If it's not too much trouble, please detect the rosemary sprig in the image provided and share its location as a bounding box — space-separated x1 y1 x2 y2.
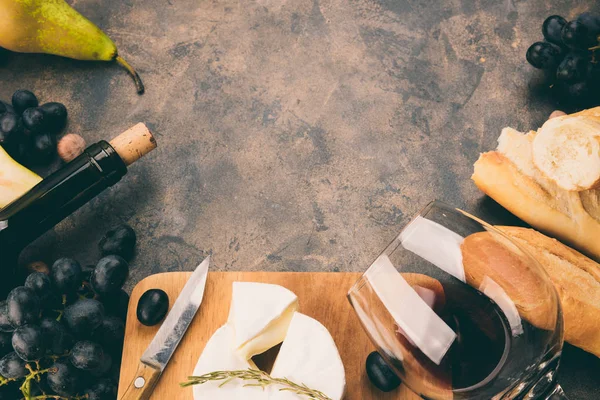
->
181 369 333 400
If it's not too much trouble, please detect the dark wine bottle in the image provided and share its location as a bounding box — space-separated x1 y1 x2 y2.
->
0 124 155 297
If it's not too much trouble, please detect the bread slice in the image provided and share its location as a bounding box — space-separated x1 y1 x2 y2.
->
472 119 600 261
497 226 600 357
532 114 600 191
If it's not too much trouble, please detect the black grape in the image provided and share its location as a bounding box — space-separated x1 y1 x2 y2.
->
7 286 40 327
0 352 27 379
556 52 588 82
64 299 105 335
11 90 38 115
0 302 14 333
12 324 46 361
51 257 83 294
39 102 68 134
91 316 125 353
565 80 590 99
137 289 169 326
365 351 401 392
542 15 567 45
85 378 118 400
577 12 600 42
47 361 81 397
91 255 129 295
70 341 105 370
90 353 112 378
99 224 137 260
101 289 129 321
40 317 73 356
0 333 11 358
526 41 563 70
21 107 46 134
562 19 596 49
24 272 53 303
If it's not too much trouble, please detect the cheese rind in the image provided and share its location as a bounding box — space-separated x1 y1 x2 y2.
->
228 282 299 359
269 312 346 400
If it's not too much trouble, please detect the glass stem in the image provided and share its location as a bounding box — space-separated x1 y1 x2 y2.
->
544 384 569 399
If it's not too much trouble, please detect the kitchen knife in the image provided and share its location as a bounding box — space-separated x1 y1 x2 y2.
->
119 256 210 400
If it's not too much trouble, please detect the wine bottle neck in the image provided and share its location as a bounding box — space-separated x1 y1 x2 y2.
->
0 141 127 251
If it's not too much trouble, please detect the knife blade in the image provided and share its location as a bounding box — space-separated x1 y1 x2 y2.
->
119 256 210 400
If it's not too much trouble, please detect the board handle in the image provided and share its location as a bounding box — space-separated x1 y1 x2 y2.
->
119 362 161 400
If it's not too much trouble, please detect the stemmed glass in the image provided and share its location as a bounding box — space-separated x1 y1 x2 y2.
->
348 201 567 399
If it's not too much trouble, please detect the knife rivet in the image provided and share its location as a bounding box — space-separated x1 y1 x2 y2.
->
135 377 146 388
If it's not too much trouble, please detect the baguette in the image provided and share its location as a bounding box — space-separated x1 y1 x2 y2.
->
472 108 600 260
497 226 600 357
532 114 600 191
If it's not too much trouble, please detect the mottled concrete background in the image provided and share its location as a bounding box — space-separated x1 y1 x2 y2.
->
1 0 600 395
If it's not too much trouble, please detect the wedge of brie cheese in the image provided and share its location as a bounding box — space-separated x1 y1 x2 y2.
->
228 282 299 359
192 324 266 399
269 312 346 400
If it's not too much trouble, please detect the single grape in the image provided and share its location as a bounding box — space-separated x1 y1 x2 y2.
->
542 15 567 45
85 378 118 400
577 12 600 42
90 353 112 377
0 352 27 379
91 255 129 295
30 132 57 165
47 361 81 397
365 351 401 392
0 333 11 358
137 289 169 326
21 107 46 133
64 298 105 335
51 257 83 294
0 302 14 333
91 316 125 353
556 52 588 82
0 113 23 148
99 224 137 260
70 341 105 370
561 19 595 49
11 90 38 115
7 286 40 327
101 289 129 321
565 80 590 99
12 324 46 361
24 272 53 303
40 102 68 134
526 41 563 70
40 317 73 356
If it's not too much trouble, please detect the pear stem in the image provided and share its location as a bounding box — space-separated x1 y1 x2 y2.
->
116 55 145 94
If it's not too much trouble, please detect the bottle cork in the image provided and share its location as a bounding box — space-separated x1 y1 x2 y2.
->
109 123 157 166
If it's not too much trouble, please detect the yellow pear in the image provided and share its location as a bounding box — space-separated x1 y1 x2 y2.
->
0 146 42 208
0 0 144 93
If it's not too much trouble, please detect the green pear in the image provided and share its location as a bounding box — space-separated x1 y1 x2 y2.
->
0 146 42 208
0 0 144 93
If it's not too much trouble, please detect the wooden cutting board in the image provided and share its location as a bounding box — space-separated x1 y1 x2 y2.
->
118 272 418 399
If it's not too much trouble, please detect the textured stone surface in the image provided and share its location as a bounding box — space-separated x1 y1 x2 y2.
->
1 0 600 395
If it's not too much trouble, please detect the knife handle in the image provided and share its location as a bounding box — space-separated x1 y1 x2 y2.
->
119 362 161 400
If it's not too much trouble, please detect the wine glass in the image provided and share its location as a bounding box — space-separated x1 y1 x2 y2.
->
348 201 567 399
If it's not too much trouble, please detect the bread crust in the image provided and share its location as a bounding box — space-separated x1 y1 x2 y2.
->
497 226 600 357
472 151 600 261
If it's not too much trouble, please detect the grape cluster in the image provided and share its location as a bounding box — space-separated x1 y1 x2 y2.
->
0 90 68 167
526 13 600 104
0 224 136 399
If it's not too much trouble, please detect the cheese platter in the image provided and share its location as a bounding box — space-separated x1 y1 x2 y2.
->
118 271 421 399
